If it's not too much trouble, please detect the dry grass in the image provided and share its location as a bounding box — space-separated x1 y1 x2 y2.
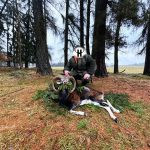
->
108 66 144 74
52 66 144 74
0 68 150 150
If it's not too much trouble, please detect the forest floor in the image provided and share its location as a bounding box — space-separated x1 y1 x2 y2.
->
0 68 150 150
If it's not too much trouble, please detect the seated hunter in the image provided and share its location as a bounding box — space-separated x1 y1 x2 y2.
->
64 46 96 85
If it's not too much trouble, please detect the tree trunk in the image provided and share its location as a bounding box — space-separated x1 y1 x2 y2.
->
12 0 16 67
25 0 31 68
32 0 52 75
64 0 69 66
86 0 91 55
16 0 22 69
114 19 121 74
6 21 10 67
143 15 150 75
80 0 84 47
92 0 108 77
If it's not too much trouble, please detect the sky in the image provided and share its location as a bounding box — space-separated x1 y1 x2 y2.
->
47 1 146 66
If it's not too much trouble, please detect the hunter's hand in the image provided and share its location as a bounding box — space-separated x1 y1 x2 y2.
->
64 70 70 76
83 73 90 79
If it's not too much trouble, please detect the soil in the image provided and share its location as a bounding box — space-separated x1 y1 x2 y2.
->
92 75 150 103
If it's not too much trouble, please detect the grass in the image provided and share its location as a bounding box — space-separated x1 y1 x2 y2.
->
8 70 28 78
77 119 88 130
32 89 149 149
33 89 68 116
2 99 19 110
59 134 78 150
85 128 98 140
52 66 145 74
105 93 145 115
0 68 150 150
107 66 144 74
0 131 26 150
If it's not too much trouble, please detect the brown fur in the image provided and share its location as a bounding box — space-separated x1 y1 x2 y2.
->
67 88 104 106
67 90 81 105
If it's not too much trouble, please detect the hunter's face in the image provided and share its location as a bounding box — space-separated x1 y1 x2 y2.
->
73 47 86 58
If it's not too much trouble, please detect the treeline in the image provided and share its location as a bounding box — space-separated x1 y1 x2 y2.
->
0 0 150 76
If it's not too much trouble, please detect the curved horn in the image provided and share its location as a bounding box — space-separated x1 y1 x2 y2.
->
52 76 62 92
68 76 76 93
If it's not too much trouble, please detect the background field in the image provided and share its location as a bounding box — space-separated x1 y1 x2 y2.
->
52 66 144 74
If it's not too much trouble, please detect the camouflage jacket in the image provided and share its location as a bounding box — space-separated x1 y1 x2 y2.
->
64 55 96 76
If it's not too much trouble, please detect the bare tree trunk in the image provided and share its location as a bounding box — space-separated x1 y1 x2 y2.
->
114 19 121 74
86 0 91 55
16 0 22 69
6 20 10 67
64 0 69 66
143 15 150 75
25 0 31 68
12 0 16 67
32 0 52 75
92 0 108 77
80 0 84 47
43 0 48 47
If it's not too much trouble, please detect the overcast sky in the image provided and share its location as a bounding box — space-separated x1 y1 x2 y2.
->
47 1 146 66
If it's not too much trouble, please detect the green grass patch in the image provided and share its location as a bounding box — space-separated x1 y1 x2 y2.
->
129 102 145 116
105 93 130 112
33 90 67 116
77 119 88 130
105 93 145 115
33 90 58 101
80 104 102 112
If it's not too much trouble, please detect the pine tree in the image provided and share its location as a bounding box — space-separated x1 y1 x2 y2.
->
92 0 108 77
32 0 52 75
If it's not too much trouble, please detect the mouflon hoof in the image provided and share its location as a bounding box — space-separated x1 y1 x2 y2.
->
114 118 118 123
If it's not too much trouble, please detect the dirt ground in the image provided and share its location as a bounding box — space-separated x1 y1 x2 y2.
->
92 75 150 103
0 68 150 150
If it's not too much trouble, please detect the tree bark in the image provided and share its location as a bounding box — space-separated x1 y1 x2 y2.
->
12 0 16 67
64 0 69 66
114 19 121 74
25 0 31 68
92 0 108 77
143 15 150 75
86 0 91 55
16 0 23 69
80 0 84 47
32 0 52 75
6 20 11 67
